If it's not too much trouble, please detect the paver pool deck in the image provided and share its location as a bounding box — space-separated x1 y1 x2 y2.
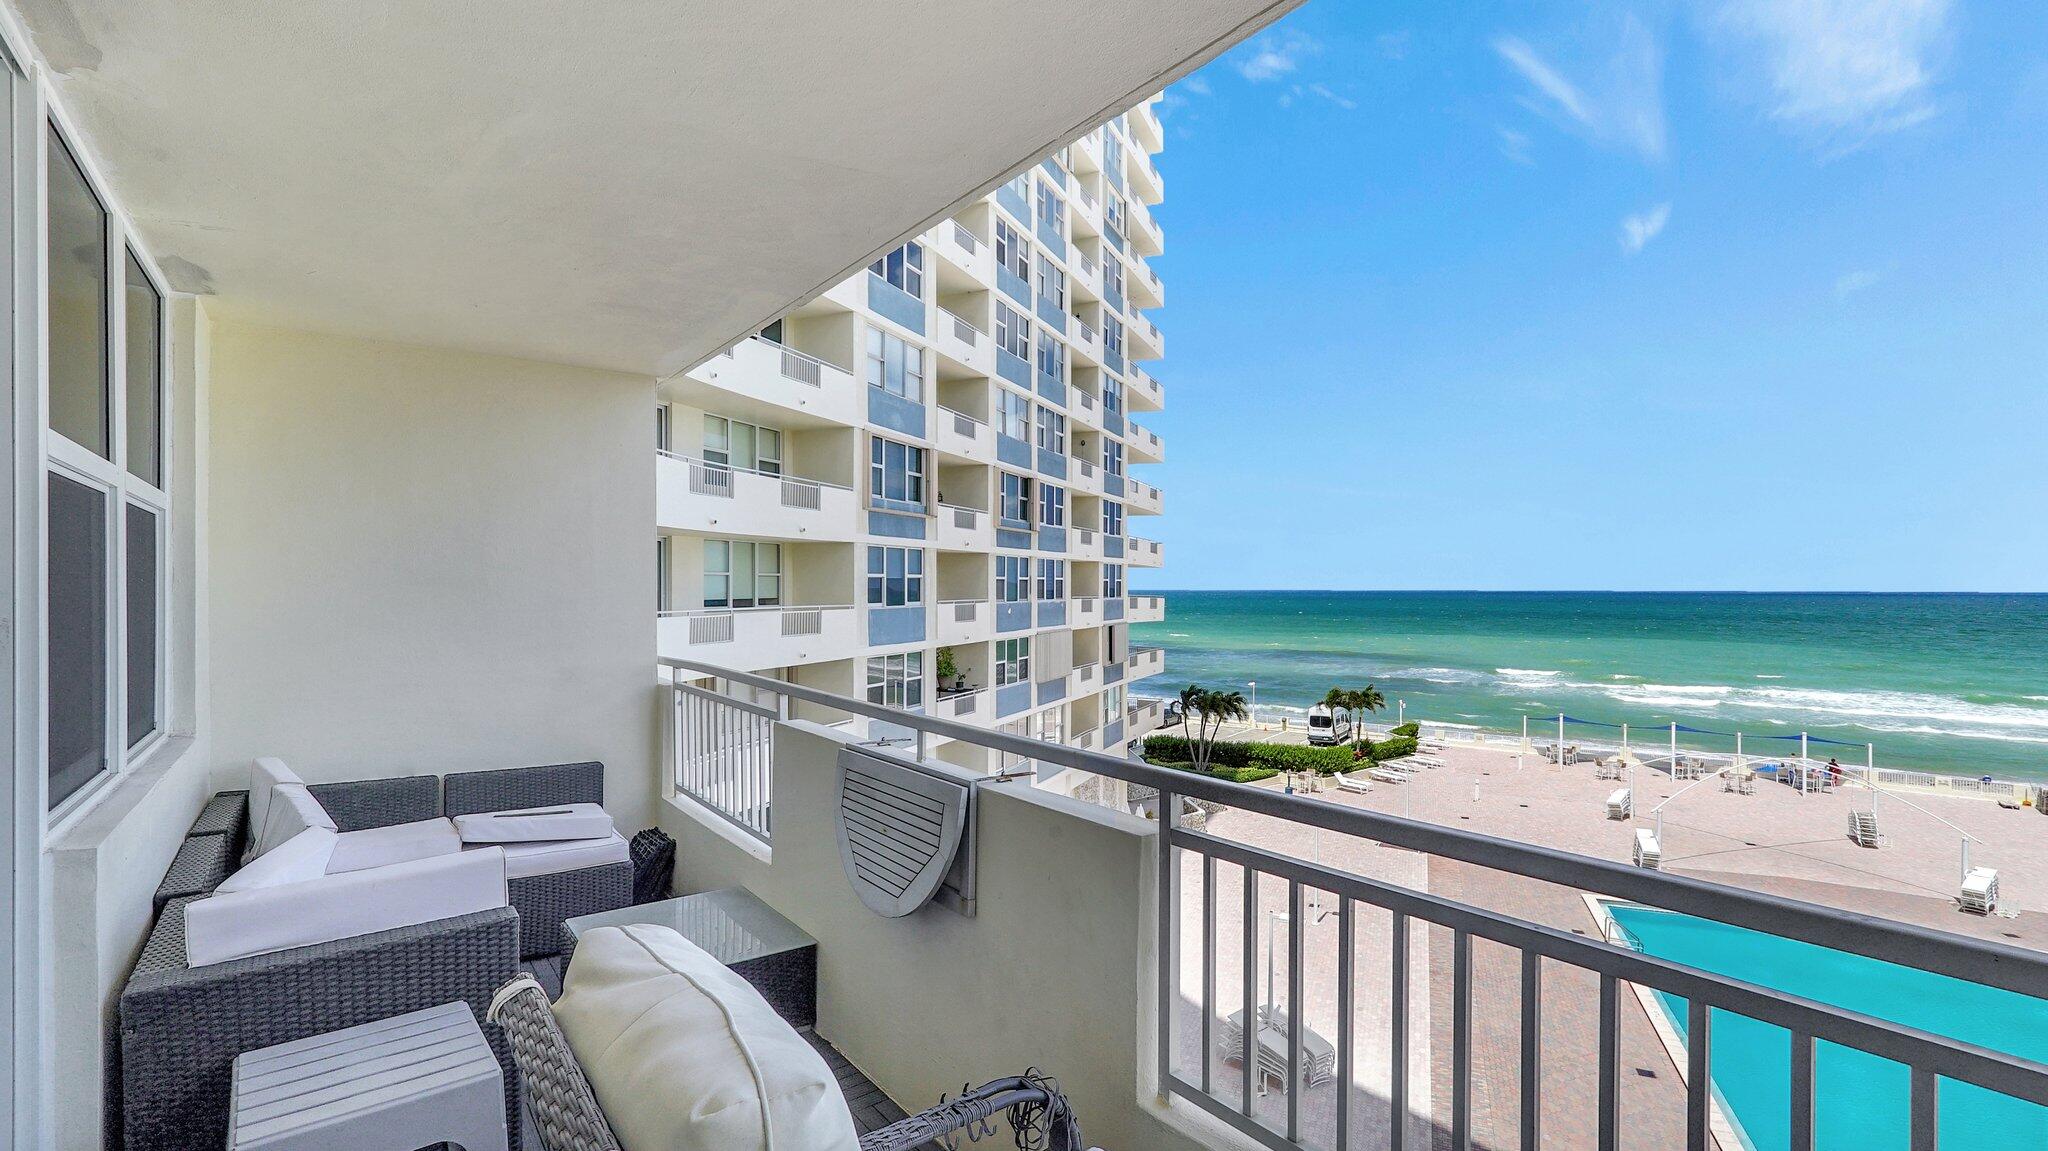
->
1175 737 2048 1150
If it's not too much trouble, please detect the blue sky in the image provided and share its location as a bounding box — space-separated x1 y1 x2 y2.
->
1140 0 2048 592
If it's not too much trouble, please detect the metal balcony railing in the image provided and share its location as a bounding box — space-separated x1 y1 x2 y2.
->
939 407 984 442
941 308 982 346
951 220 982 255
663 656 2048 1151
659 450 848 506
769 339 831 387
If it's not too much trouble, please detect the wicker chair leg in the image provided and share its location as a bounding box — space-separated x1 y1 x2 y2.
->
855 1073 1084 1151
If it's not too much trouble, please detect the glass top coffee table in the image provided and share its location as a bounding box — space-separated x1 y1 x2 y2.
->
563 887 818 1026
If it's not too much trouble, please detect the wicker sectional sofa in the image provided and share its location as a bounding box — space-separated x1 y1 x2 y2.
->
115 760 635 1151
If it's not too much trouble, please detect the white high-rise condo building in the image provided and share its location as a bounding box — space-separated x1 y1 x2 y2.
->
656 100 1172 798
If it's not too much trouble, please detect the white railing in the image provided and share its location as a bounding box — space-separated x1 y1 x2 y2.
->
942 308 982 345
662 604 852 647
668 678 775 842
779 478 822 510
661 450 851 500
776 343 828 387
945 598 983 623
1075 318 1098 344
951 221 982 254
1077 185 1100 214
940 407 983 440
947 688 985 717
942 504 982 530
1078 249 1101 279
667 610 734 645
780 608 823 636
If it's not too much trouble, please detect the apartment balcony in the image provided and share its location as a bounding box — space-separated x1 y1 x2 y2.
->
671 335 861 429
1072 245 1105 301
1069 661 1103 698
1129 312 1166 361
1132 97 1166 152
1070 314 1104 366
1071 181 1104 237
1126 478 1164 515
1071 526 1105 561
936 686 991 725
657 451 859 542
931 219 996 289
934 307 995 380
1126 420 1165 464
1127 195 1165 258
658 605 857 671
1126 695 1166 738
1070 456 1105 497
1127 535 1164 567
1127 594 1166 624
1127 365 1166 412
937 598 994 647
1126 644 1165 680
1128 253 1165 309
1072 128 1104 174
1071 594 1102 628
1126 143 1164 205
1070 385 1104 431
936 404 995 465
934 502 995 552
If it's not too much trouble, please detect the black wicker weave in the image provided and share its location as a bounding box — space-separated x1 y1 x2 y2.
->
308 773 444 831
444 761 606 816
119 904 521 1151
151 832 236 913
186 790 249 851
510 864 634 960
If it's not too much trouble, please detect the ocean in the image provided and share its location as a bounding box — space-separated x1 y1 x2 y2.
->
1128 591 2048 781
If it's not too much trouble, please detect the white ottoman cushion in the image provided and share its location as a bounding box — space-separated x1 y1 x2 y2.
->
245 757 306 862
215 826 338 893
186 847 509 967
247 782 336 862
479 831 631 880
453 802 614 844
553 923 858 1151
327 818 462 875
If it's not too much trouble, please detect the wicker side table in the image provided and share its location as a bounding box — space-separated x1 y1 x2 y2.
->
564 887 818 1027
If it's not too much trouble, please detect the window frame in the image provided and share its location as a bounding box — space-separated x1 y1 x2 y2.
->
1036 558 1066 602
865 651 925 709
868 241 925 298
996 386 1031 442
994 218 1030 281
994 299 1031 361
865 545 925 608
1037 483 1066 528
1035 253 1066 311
868 435 928 513
998 471 1032 527
995 637 1031 687
863 326 925 404
1035 405 1066 455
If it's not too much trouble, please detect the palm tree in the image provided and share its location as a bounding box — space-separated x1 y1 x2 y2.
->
1177 684 1203 745
1331 685 1386 758
1189 689 1249 773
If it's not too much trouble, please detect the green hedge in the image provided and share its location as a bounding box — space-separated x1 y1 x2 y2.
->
1370 735 1419 761
1389 721 1421 739
1143 735 1357 776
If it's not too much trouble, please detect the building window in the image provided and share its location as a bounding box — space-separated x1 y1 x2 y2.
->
48 473 108 808
864 327 925 403
1034 178 1065 237
1104 315 1124 360
866 546 925 608
995 637 1031 687
866 651 925 709
995 299 1031 361
1035 329 1065 383
1103 254 1124 304
655 405 671 453
125 252 163 486
995 555 1030 603
999 472 1032 526
1035 406 1066 455
1105 440 1125 477
1103 374 1123 416
1104 134 1124 189
1036 558 1067 602
869 242 924 298
703 415 782 474
1035 254 1066 311
1103 684 1126 726
703 540 781 609
656 538 671 612
869 436 927 511
1104 500 1125 538
995 218 1030 282
1104 562 1126 598
1038 484 1066 528
997 387 1031 442
49 126 110 460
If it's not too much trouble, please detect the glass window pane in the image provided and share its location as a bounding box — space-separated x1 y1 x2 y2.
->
126 503 158 747
49 127 110 458
125 253 163 486
49 472 107 807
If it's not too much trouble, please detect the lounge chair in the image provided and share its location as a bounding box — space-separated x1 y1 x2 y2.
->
1336 772 1373 794
1605 788 1632 820
1961 868 2000 915
1633 828 1662 870
1368 768 1408 784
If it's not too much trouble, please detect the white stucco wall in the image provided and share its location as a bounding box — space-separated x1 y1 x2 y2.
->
204 317 660 830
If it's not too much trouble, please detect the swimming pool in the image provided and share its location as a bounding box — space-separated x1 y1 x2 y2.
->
1608 904 2048 1151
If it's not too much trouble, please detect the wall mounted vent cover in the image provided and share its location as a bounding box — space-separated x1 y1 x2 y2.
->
835 745 980 918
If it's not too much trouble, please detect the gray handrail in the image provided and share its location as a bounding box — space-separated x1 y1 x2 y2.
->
660 655 2048 1001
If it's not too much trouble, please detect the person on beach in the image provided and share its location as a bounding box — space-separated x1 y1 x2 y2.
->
1826 758 1843 788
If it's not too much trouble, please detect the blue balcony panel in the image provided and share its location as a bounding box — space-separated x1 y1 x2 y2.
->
996 432 1033 470
1104 662 1125 684
1103 720 1124 747
1036 372 1067 408
1036 600 1067 629
1105 348 1125 376
867 604 926 647
866 275 926 335
996 601 1033 633
1104 287 1125 317
995 681 1034 718
1103 409 1124 436
1039 157 1065 187
1103 473 1125 498
1034 297 1067 335
1037 526 1066 553
997 348 1032 388
1036 678 1068 706
867 387 926 438
996 181 1030 225
867 510 927 539
1104 535 1125 559
1036 447 1068 481
1034 218 1067 259
997 265 1032 308
1103 598 1125 620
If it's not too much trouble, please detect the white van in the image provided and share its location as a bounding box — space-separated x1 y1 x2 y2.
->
1307 704 1352 746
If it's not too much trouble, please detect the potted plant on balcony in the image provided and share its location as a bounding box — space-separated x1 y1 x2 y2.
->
937 646 964 694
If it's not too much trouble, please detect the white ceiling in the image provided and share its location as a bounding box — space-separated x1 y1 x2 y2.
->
14 0 1296 378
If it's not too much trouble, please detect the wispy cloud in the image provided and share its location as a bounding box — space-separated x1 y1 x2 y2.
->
1180 75 1211 97
1710 0 1951 153
1375 31 1412 61
1620 203 1672 255
1235 28 1321 83
1493 16 1667 162
1309 83 1358 111
1834 268 1883 298
1497 127 1535 166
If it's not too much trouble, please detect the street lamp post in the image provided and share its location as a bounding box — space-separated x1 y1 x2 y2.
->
1248 681 1257 726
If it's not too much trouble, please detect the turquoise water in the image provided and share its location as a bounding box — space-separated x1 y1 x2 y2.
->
1129 591 2048 780
1611 904 2048 1151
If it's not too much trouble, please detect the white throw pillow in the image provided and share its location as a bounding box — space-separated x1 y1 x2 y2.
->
215 826 338 893
553 924 859 1151
327 818 462 874
247 782 336 861
452 802 614 844
244 757 305 863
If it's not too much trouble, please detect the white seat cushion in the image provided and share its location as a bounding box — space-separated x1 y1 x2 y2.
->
479 831 630 881
247 782 336 862
245 757 306 862
453 802 614 844
327 818 462 875
215 827 338 893
185 848 509 967
553 924 858 1151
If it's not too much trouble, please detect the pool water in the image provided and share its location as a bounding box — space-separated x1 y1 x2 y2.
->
1608 905 2048 1151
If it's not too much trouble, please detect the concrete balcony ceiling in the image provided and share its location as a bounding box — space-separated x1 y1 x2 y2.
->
21 0 1296 376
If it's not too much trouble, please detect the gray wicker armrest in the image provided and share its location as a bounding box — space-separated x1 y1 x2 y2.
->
445 760 605 816
307 773 445 830
489 975 622 1151
118 904 521 1151
857 1073 1085 1151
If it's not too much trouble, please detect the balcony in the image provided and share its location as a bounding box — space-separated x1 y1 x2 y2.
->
935 404 995 465
934 502 994 553
1129 312 1166 361
1072 594 1102 627
938 686 991 725
1070 384 1103 430
657 451 858 542
1127 644 1165 679
658 605 857 671
934 307 995 380
1127 194 1165 257
1071 525 1104 560
931 219 995 288
1126 142 1164 204
1126 420 1165 463
1128 594 1166 623
1071 456 1105 496
658 659 2048 1151
1127 535 1164 567
1127 478 1164 515
672 336 861 428
938 598 993 646
1072 245 1104 300
1129 253 1165 308
1070 315 1103 366
1071 181 1103 236
1132 97 1166 152
1127 365 1166 412
1069 661 1102 698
